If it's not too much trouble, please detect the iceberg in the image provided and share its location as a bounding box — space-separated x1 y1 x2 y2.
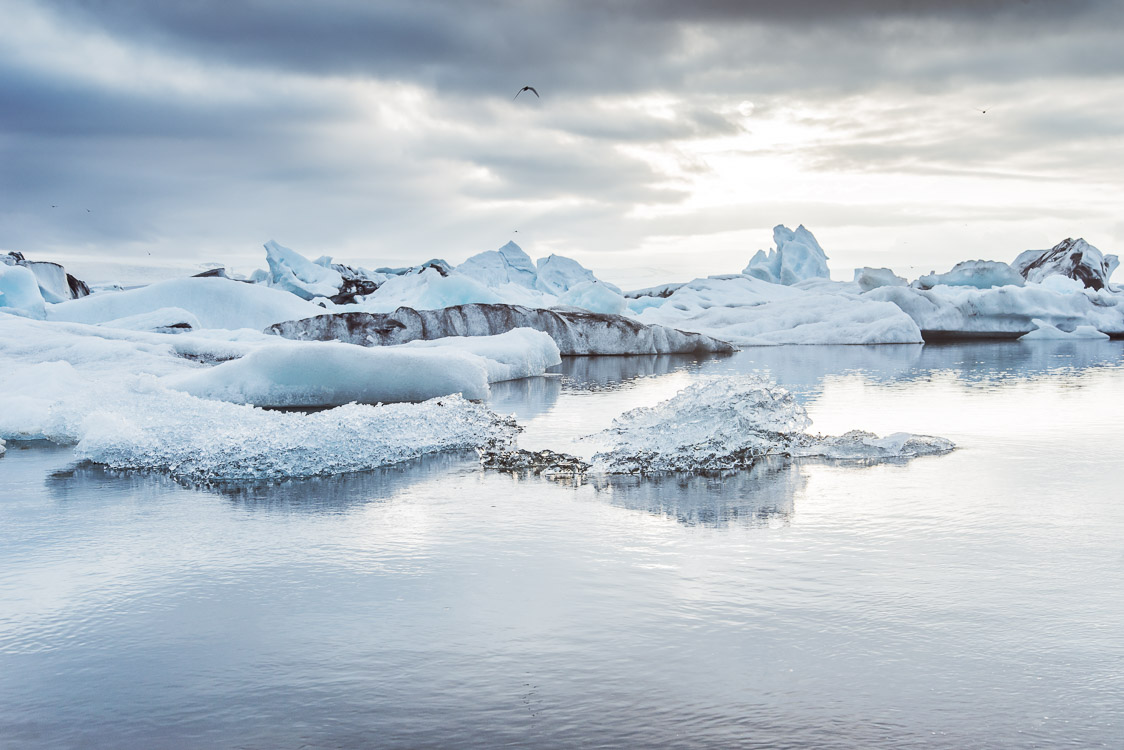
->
743 225 831 286
357 268 507 312
853 267 908 293
633 275 923 346
1013 238 1118 291
535 253 620 296
97 307 201 333
555 280 628 315
0 264 47 318
453 240 539 289
867 283 1124 339
267 303 737 355
913 260 1025 290
586 376 953 474
48 276 328 330
261 240 345 300
2 251 90 303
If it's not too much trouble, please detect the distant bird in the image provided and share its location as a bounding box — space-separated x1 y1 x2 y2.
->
514 86 539 100
51 205 57 208
86 208 91 212
975 107 989 114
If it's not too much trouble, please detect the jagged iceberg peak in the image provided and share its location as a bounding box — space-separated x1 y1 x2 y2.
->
262 240 344 300
743 224 831 286
913 260 1025 290
1 250 90 308
453 240 539 289
1013 238 1119 291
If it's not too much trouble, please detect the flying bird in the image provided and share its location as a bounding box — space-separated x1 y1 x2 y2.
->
514 86 539 100
975 107 989 114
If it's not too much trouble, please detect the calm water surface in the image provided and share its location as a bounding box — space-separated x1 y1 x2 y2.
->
2 342 1123 749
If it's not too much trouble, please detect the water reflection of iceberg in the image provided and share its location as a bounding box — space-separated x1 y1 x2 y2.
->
558 353 718 391
488 375 562 421
590 458 802 528
703 340 1124 390
49 452 478 513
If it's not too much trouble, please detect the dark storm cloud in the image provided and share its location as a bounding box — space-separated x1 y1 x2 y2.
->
41 0 1124 97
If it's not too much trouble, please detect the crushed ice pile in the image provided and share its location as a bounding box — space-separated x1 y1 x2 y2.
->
587 376 953 474
77 391 517 481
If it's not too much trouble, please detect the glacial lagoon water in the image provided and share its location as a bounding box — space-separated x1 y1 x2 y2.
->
2 341 1123 749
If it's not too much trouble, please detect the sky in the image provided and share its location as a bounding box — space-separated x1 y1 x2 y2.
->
2 0 1123 287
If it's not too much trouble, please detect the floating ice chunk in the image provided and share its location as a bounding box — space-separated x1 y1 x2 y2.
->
634 275 922 346
454 241 539 289
0 264 47 318
854 267 908 293
867 283 1124 339
1018 319 1110 340
1038 275 1086 295
48 277 327 330
913 260 1024 290
76 391 516 481
792 430 955 461
743 225 831 285
588 376 953 474
399 329 561 382
590 377 812 473
1013 237 1118 291
556 280 628 315
163 339 497 406
262 240 345 300
98 307 201 333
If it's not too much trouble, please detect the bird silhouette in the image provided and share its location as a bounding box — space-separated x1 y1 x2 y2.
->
975 107 989 114
514 86 539 100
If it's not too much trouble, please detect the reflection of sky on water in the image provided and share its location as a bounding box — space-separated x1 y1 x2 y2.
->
3 342 1124 749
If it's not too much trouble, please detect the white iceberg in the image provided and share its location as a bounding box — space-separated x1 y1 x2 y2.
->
1013 237 1118 291
743 225 831 286
2 251 90 303
535 254 620 296
633 274 923 346
453 240 540 289
555 280 628 315
356 268 506 312
0 264 47 319
261 240 345 300
913 260 1025 290
867 282 1124 339
853 267 908 293
47 276 328 330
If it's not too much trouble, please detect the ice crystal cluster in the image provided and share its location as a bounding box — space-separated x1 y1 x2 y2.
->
591 376 812 473
76 391 517 481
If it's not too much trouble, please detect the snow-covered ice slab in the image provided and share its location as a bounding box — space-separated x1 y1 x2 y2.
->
48 276 329 330
632 275 923 346
166 330 561 407
587 376 952 474
914 260 1025 290
2 251 90 304
867 282 1124 339
267 304 736 355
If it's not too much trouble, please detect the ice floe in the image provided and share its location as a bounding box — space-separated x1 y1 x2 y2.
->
584 376 953 474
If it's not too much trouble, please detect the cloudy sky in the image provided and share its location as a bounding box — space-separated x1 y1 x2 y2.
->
2 0 1122 286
